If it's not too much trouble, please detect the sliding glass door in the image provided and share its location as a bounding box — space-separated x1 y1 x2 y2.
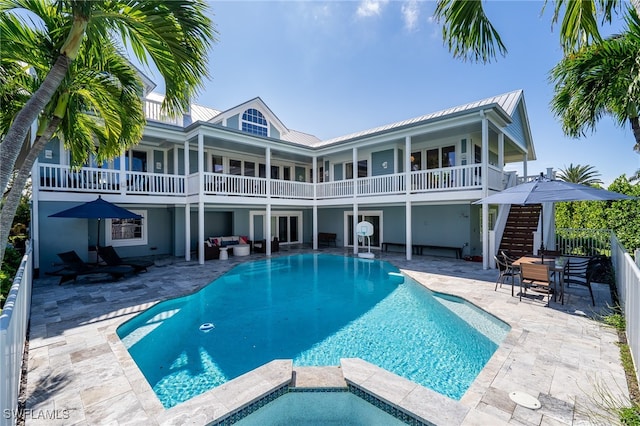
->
344 211 382 248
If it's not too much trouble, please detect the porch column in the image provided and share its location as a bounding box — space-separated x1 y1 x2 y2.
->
197 132 205 265
405 136 412 260
184 139 190 261
266 147 272 256
313 156 318 250
498 132 504 184
118 151 126 195
185 203 191 261
481 112 490 270
523 153 528 180
352 147 358 255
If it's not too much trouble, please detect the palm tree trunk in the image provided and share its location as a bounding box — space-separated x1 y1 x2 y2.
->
0 54 72 194
630 116 640 152
0 118 61 271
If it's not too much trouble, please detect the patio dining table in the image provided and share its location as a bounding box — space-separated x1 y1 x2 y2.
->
512 255 569 304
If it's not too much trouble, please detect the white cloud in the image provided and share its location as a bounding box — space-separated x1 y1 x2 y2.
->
356 0 389 18
401 0 419 31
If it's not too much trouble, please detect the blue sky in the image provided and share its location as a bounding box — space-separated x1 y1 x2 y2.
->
144 1 640 186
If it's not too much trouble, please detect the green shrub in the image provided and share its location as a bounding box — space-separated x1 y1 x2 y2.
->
1 246 23 309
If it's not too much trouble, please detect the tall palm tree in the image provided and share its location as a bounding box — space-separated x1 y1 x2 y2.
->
550 12 640 152
0 0 215 194
434 0 631 63
0 9 148 266
556 164 603 186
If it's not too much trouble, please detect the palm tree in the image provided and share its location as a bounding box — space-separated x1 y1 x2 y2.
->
433 0 634 63
0 0 215 195
550 13 640 152
556 164 603 186
0 29 147 265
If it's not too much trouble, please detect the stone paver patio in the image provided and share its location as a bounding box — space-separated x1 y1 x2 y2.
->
23 248 630 425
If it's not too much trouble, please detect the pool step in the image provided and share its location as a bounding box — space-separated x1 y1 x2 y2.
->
291 366 347 389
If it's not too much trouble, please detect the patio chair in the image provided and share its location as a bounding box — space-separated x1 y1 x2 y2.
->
563 255 604 306
47 250 134 285
494 254 519 296
519 262 553 304
97 245 154 273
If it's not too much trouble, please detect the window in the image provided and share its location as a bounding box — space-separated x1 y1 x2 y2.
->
358 160 368 178
245 161 255 177
346 162 353 180
212 155 223 173
229 159 242 175
271 165 279 179
106 210 147 247
259 163 266 178
410 151 421 171
283 166 291 181
426 145 456 169
241 108 268 137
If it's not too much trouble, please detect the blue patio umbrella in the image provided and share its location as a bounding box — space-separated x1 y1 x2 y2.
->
49 196 142 249
473 174 634 250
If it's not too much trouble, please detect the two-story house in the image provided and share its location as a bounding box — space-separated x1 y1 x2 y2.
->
32 87 535 275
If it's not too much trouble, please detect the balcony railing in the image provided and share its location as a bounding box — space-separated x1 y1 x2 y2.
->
39 163 498 200
39 164 185 197
144 99 183 126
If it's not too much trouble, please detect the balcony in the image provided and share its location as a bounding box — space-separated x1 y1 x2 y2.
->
38 163 505 201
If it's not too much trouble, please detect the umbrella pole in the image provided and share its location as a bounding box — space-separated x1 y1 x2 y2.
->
96 218 101 264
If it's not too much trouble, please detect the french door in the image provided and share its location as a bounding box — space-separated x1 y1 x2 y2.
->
344 211 382 248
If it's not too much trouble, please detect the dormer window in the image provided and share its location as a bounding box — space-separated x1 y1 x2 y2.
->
242 108 268 137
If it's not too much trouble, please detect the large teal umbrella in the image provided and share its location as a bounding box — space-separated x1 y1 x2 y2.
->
49 196 142 249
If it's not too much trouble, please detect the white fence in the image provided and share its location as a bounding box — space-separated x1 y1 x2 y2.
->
0 247 33 426
611 235 640 386
556 228 612 256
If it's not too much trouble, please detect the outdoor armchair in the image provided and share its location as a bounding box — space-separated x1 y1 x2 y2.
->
519 262 553 303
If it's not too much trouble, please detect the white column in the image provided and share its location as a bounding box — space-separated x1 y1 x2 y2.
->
266 147 272 256
352 147 358 255
481 112 490 270
118 151 126 195
523 153 528 180
313 204 318 250
197 132 205 265
184 139 190 261
498 132 504 185
185 203 191 261
405 136 412 260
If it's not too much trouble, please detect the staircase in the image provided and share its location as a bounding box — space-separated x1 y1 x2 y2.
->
499 204 541 258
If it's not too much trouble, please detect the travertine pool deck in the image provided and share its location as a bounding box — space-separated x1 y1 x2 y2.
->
24 248 629 425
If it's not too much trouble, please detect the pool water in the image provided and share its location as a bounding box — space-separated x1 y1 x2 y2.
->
234 391 406 426
117 254 509 409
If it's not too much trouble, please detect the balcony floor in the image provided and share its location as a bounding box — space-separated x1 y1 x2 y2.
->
24 248 628 425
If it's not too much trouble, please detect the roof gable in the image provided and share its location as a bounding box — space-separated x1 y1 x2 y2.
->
209 97 288 135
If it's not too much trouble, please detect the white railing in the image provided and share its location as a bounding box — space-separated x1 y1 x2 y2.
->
411 164 482 192
556 228 612 256
203 173 266 197
611 235 640 386
487 165 505 190
124 171 185 195
39 164 120 193
357 174 405 196
143 99 183 126
316 180 354 198
271 180 314 199
1 246 32 426
39 164 495 200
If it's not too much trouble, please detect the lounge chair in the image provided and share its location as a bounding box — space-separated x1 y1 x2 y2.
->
47 250 134 285
97 245 154 272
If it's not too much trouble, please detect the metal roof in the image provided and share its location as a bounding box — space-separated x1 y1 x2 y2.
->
311 90 524 148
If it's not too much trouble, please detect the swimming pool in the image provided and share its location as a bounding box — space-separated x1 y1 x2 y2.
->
117 254 509 409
